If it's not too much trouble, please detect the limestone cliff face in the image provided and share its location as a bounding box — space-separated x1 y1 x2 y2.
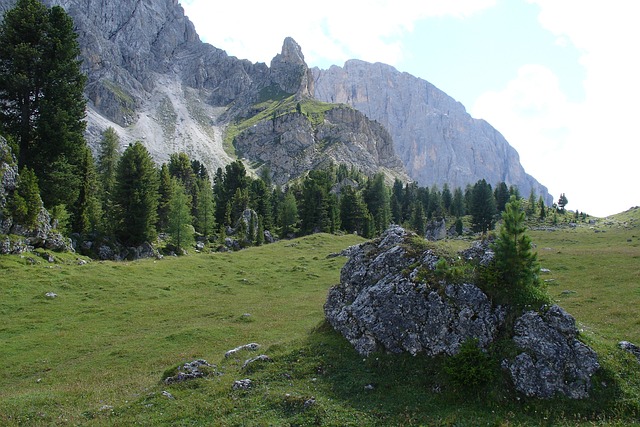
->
234 105 408 185
313 60 552 202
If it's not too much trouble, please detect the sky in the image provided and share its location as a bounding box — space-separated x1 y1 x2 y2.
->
180 0 640 217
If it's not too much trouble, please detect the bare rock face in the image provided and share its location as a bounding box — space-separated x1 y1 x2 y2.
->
269 37 314 97
504 305 600 399
324 226 505 357
313 60 552 203
234 105 408 185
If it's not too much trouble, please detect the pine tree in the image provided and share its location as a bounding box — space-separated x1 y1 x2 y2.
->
114 142 159 246
558 193 568 213
280 189 298 237
167 178 194 254
452 187 465 217
364 173 391 234
494 182 510 213
339 185 370 236
471 179 496 233
10 167 41 228
526 189 537 218
156 163 172 232
96 127 120 234
390 178 404 224
538 196 546 220
441 183 453 215
493 196 541 304
0 0 88 209
72 146 101 235
411 202 426 236
195 178 216 241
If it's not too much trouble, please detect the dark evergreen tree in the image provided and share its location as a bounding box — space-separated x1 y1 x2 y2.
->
526 189 537 218
493 196 541 304
114 142 159 246
249 178 273 231
494 182 510 213
168 153 196 195
402 182 419 224
441 183 453 215
470 179 496 233
72 147 101 235
97 127 120 201
558 193 568 213
10 167 41 228
0 0 88 210
538 196 546 220
455 217 464 236
191 159 208 180
363 173 391 234
195 177 216 241
390 178 404 224
167 178 194 254
280 189 298 237
452 187 465 217
300 169 333 234
411 202 426 236
340 185 371 236
96 127 120 234
156 163 172 232
230 187 249 225
427 184 443 219
214 160 248 227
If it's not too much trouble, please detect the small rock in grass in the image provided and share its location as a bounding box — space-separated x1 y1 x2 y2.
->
232 379 252 390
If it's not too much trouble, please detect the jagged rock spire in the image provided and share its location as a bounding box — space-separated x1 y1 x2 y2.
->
269 37 314 98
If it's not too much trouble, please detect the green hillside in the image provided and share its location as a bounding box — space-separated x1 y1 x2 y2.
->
1 223 640 425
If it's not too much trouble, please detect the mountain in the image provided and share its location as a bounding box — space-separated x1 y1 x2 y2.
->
0 0 549 199
313 60 551 202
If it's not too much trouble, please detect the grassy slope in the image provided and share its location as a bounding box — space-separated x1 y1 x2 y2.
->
1 217 640 425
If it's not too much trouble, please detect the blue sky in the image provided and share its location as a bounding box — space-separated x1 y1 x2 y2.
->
181 0 640 217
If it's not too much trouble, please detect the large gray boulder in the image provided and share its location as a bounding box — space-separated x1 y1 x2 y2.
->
324 226 505 356
504 305 600 399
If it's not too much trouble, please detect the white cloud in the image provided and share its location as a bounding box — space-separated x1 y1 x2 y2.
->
473 1 640 216
180 0 496 67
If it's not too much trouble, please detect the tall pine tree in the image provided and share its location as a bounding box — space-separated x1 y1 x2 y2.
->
114 142 159 246
0 0 87 210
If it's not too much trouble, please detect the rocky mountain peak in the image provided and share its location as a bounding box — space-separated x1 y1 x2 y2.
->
270 37 313 97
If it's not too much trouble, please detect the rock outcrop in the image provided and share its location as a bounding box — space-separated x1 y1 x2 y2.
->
504 306 600 399
313 60 552 203
326 226 599 399
234 104 409 185
325 225 505 357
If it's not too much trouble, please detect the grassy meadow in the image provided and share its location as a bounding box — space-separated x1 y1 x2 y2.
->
1 209 640 425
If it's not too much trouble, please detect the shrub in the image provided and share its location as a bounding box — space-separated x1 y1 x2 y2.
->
444 338 494 391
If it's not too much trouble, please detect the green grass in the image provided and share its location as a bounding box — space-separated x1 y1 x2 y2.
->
2 220 640 425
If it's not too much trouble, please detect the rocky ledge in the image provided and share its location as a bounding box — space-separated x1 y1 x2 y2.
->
324 226 600 399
